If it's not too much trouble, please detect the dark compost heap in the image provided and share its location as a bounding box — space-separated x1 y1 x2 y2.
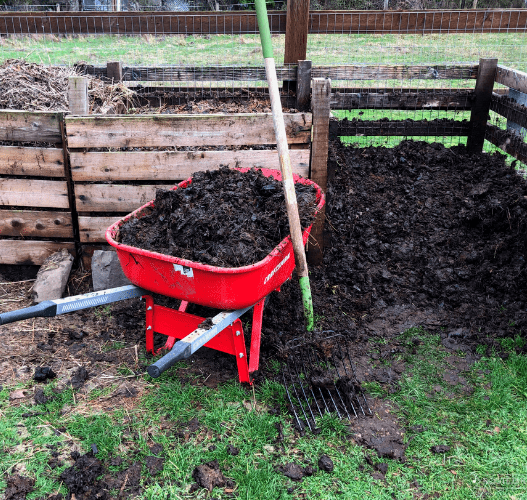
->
118 167 318 268
264 140 527 350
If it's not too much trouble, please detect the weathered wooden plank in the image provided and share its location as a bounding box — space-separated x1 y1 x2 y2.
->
485 125 527 165
285 0 310 65
0 111 62 143
0 11 285 35
0 240 75 265
65 113 312 148
0 146 65 177
75 184 174 213
0 179 70 208
495 65 527 94
296 60 312 112
490 94 527 131
78 216 125 243
1 10 526 35
331 90 474 110
468 58 497 153
308 9 527 34
70 149 310 181
81 64 476 83
313 64 478 81
121 66 296 82
308 78 331 266
337 118 471 137
0 210 73 238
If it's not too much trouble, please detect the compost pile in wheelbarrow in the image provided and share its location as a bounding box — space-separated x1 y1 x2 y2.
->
117 167 318 267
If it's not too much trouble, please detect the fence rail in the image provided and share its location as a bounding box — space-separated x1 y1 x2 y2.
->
1 9 526 35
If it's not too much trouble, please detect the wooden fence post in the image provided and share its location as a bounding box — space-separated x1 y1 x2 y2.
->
107 61 123 83
307 77 331 266
467 58 497 153
68 76 89 116
296 60 312 112
284 0 310 93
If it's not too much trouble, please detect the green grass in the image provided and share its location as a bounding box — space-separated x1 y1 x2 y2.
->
2 333 527 499
0 32 525 69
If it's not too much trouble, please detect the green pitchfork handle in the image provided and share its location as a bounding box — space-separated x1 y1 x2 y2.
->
255 0 314 331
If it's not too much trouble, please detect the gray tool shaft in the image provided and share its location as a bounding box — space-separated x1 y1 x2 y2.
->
147 305 252 378
0 285 146 326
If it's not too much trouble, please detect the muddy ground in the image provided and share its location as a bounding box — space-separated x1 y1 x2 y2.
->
2 140 527 497
118 167 318 267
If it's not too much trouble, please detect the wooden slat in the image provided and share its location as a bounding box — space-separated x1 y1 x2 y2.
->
308 78 332 266
495 65 527 94
82 64 477 83
0 111 62 143
65 113 312 148
121 66 296 82
0 210 73 238
0 179 69 208
0 240 74 265
485 125 527 165
1 10 526 35
0 146 64 177
313 65 478 81
337 119 471 137
331 90 473 110
467 58 497 153
75 184 174 213
490 94 527 130
70 149 310 181
78 216 126 243
308 9 527 34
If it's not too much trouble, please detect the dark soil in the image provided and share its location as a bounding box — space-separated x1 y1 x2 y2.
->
277 463 308 481
318 455 334 472
118 167 318 267
264 140 527 350
4 475 34 500
192 459 227 491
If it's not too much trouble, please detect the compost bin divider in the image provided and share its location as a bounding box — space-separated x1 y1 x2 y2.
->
467 58 498 153
0 110 75 265
308 78 332 266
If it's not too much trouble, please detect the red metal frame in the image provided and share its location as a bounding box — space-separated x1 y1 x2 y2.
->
143 295 266 384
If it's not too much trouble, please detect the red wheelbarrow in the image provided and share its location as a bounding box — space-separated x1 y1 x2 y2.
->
0 168 325 385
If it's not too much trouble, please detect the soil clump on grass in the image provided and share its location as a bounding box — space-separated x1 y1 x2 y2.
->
118 167 318 267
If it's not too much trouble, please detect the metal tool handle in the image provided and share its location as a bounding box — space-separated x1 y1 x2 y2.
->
0 301 57 326
147 342 191 378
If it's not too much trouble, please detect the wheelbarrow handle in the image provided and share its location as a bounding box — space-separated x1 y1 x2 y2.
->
147 342 191 378
0 301 57 326
0 285 146 326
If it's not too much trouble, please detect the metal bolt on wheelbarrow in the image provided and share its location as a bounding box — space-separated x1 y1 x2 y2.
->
280 333 372 433
0 168 325 386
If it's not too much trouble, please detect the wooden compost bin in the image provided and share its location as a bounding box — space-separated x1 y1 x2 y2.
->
0 110 75 265
65 112 313 267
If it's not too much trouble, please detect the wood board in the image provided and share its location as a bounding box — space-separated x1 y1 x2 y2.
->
0 146 65 177
70 149 310 181
75 183 174 213
0 210 73 238
0 111 62 143
0 239 75 265
495 65 527 94
1 10 526 35
66 113 312 149
78 216 124 243
0 179 70 209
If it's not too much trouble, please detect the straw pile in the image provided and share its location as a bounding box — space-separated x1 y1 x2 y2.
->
0 59 140 113
0 59 77 111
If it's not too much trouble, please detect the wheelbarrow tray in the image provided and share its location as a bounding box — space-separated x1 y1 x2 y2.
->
106 168 325 310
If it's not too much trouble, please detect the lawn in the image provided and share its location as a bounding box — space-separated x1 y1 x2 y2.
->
0 32 525 69
1 325 527 499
